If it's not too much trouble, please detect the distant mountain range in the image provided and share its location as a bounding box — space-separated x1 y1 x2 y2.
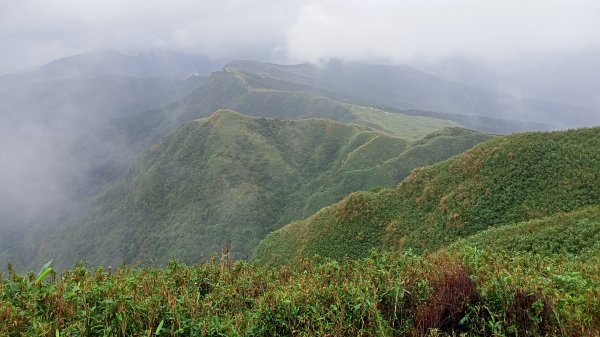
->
226 59 599 128
0 49 226 82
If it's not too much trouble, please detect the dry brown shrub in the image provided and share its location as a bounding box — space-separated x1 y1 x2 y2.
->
509 290 553 336
413 263 479 336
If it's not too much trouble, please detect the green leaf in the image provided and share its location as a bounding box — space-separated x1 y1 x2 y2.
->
155 319 164 335
35 260 54 283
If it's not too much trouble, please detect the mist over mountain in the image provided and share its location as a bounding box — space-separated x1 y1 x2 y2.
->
0 71 205 214
1 48 599 268
416 50 600 110
228 59 599 129
0 50 226 82
414 51 600 127
0 54 217 260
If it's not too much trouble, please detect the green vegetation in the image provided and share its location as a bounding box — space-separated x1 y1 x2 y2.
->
452 206 600 257
255 127 600 265
26 110 488 270
345 104 459 139
2 245 598 336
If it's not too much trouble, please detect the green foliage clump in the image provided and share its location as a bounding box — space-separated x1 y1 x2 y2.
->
255 127 600 264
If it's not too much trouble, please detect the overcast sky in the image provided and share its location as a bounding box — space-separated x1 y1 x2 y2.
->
1 0 600 73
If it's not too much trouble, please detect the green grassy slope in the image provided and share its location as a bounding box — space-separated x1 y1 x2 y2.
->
451 206 600 257
254 127 600 265
30 110 489 270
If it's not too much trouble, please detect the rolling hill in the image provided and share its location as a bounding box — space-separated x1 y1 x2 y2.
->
254 127 600 265
23 110 490 270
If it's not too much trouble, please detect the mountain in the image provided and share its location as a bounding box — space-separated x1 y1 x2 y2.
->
115 60 557 156
0 50 225 82
18 110 490 270
417 51 600 112
0 55 485 270
2 55 575 270
254 127 600 265
227 59 599 129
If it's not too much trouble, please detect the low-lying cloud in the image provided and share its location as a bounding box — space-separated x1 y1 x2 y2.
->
1 0 599 73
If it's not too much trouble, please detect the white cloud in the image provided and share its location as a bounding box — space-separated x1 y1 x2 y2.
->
0 0 599 72
286 0 600 63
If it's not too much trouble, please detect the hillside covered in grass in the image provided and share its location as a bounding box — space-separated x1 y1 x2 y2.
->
255 127 600 265
23 110 489 270
451 206 600 257
4 189 600 336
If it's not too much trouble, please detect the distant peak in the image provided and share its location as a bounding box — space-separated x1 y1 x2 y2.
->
209 109 245 118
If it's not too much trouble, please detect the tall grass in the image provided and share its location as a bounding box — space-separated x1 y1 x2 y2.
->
2 248 598 336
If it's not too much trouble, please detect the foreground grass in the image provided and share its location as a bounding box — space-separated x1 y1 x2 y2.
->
2 248 598 336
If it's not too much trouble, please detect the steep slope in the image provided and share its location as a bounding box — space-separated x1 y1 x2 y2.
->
227 59 598 129
27 111 489 270
255 127 600 265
